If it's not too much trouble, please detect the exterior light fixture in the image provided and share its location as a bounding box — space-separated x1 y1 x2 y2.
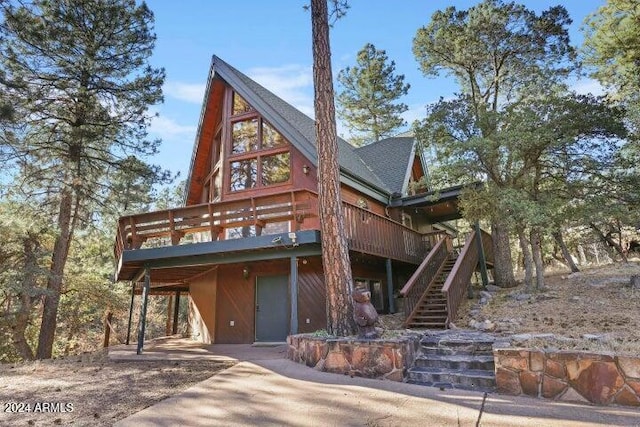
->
302 164 309 175
242 266 250 279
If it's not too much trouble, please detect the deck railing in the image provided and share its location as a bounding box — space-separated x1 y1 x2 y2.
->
441 229 493 326
114 189 439 267
398 236 450 321
343 204 436 264
114 190 317 263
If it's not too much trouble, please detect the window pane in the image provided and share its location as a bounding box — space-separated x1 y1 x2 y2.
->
232 119 258 154
263 221 290 235
262 121 286 149
261 152 290 186
212 170 221 201
229 158 257 191
226 225 256 239
232 92 252 115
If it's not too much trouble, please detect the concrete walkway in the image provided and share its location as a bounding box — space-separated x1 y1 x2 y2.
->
112 340 640 426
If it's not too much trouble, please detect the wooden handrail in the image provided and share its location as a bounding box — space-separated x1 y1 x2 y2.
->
400 237 447 296
399 236 450 323
441 230 485 326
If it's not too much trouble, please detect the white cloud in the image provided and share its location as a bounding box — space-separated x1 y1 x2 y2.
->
164 81 207 104
402 103 430 127
572 78 606 96
248 65 315 117
150 115 197 137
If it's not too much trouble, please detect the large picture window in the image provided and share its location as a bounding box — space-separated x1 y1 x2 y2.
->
228 91 291 193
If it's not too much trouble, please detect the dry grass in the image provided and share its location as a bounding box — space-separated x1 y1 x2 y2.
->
0 350 234 426
455 261 640 354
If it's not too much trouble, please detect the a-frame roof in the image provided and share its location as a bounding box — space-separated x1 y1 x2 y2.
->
186 55 398 204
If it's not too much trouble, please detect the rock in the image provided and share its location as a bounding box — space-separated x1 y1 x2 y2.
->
513 293 531 301
512 333 533 342
568 272 583 279
630 275 640 290
479 291 493 300
582 333 607 342
570 296 580 302
486 285 501 293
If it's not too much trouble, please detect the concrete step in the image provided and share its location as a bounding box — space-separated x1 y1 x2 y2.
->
420 335 495 355
414 353 495 371
406 367 496 392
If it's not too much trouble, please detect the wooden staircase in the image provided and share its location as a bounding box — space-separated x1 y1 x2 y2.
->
404 255 457 329
401 229 493 331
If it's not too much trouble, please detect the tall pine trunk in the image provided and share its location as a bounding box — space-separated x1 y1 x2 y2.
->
310 0 356 336
491 219 516 288
530 228 545 290
517 228 533 291
36 188 75 359
552 230 579 273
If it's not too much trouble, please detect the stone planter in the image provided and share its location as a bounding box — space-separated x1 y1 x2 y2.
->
287 334 419 382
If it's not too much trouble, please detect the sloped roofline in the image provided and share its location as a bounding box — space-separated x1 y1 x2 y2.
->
184 55 392 205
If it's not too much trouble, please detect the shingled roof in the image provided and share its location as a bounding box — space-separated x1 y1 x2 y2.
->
355 137 416 195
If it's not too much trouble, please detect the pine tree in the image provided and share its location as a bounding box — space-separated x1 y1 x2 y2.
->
337 43 410 146
0 0 168 359
310 0 356 336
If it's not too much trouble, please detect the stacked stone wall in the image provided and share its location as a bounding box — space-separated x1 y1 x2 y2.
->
287 335 418 381
495 348 640 407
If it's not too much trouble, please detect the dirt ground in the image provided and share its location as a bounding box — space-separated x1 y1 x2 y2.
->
0 350 234 426
453 261 640 354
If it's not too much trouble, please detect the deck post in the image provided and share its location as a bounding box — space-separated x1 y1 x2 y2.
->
290 256 298 335
475 221 489 289
165 295 173 336
172 292 180 335
385 258 395 313
125 281 135 345
136 267 151 355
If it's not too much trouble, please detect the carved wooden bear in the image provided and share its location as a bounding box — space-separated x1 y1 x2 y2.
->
352 288 379 339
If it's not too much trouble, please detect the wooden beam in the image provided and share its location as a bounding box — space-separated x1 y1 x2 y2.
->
125 282 135 345
172 292 180 335
290 257 298 335
385 258 395 313
136 267 151 355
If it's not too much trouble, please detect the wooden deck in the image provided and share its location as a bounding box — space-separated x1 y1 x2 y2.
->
114 189 446 282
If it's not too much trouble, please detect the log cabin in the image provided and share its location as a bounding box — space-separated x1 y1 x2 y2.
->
113 56 493 351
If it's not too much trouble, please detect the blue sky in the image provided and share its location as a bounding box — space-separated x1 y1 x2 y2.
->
146 0 605 179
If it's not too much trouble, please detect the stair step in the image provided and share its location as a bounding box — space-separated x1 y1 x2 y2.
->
414 354 495 371
407 323 447 328
406 367 496 391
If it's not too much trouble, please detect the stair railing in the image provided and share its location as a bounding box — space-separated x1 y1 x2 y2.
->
399 236 450 326
441 230 487 327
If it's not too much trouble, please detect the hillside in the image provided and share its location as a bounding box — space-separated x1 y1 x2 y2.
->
455 261 640 354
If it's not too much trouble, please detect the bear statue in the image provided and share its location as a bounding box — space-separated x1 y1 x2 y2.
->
352 288 379 339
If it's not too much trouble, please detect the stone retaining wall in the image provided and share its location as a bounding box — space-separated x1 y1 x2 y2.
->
495 348 640 407
287 334 418 381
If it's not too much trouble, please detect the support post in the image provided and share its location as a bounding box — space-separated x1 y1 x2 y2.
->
165 295 173 336
172 291 180 335
475 221 489 289
103 311 113 348
136 267 151 355
385 258 395 313
125 282 135 345
290 257 298 335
